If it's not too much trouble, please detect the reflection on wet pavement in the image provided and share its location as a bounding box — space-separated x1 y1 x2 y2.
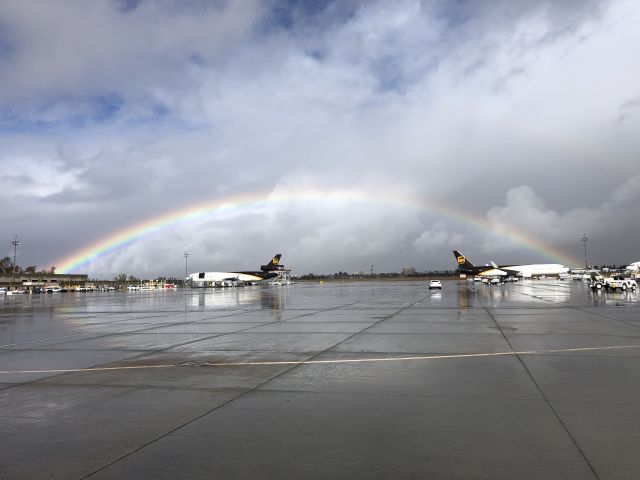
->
1 280 639 480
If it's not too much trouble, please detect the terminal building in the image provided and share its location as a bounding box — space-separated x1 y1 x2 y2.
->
0 273 89 290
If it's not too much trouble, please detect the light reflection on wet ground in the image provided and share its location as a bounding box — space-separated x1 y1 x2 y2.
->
1 279 639 480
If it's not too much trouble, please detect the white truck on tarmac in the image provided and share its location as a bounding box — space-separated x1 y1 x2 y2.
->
605 276 637 291
589 275 637 291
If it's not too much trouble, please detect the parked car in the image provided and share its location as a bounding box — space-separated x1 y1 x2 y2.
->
428 280 442 289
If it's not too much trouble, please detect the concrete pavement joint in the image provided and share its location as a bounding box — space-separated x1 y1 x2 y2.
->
484 305 602 480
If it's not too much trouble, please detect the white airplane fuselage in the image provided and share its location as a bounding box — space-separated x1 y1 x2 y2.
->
626 261 640 272
476 264 569 278
187 271 266 283
502 264 570 278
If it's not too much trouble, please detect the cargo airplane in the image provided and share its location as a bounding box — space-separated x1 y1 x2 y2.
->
626 261 640 272
453 250 569 278
187 254 288 286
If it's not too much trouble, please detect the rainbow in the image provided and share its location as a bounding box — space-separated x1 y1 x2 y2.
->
55 190 581 273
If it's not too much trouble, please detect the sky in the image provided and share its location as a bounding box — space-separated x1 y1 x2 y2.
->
1 0 639 277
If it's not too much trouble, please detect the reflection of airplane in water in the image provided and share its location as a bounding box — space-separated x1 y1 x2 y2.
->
459 276 570 306
188 285 288 312
458 285 475 308
453 250 569 279
187 254 290 287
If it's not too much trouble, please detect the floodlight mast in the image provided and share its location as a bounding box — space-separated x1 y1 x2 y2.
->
581 233 589 268
11 235 20 288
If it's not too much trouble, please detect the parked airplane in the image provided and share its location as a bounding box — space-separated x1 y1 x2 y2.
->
187 254 288 286
453 250 569 278
626 261 640 272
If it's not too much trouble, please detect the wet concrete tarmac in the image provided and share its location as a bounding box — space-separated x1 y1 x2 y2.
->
1 280 640 479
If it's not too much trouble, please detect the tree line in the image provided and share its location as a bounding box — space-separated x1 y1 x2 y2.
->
0 257 55 275
110 274 183 285
297 270 458 280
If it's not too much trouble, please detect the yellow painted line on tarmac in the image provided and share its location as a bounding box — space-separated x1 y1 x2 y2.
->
1 344 639 375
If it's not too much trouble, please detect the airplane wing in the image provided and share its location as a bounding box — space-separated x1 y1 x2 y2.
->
478 268 508 277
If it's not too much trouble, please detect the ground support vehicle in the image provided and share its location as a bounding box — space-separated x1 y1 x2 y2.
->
605 277 637 292
589 275 606 290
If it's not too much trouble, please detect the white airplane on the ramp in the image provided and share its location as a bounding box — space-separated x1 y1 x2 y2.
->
626 261 640 272
453 250 570 278
187 254 288 286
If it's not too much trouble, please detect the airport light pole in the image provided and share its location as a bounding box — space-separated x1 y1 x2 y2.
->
581 233 589 268
11 235 20 288
184 251 189 278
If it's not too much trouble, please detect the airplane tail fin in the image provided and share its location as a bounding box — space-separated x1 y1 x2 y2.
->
261 254 283 271
453 250 475 270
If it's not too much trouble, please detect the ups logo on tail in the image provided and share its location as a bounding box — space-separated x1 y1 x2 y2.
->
272 257 279 265
457 256 466 265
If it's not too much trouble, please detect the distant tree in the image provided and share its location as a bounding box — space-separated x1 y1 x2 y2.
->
25 266 37 274
0 257 12 274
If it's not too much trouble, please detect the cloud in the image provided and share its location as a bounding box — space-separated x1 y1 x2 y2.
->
1 0 639 275
413 223 463 255
0 0 263 103
483 176 640 264
1 173 34 185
